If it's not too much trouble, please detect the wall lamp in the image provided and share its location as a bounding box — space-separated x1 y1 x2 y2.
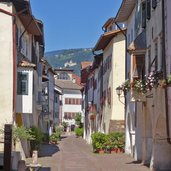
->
116 86 123 97
116 86 125 105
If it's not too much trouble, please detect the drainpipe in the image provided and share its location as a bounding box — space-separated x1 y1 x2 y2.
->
162 0 171 144
0 8 17 122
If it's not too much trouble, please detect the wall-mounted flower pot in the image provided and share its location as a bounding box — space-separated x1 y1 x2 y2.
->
131 90 146 102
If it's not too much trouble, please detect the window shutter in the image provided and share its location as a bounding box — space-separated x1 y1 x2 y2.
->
146 0 151 20
152 0 157 9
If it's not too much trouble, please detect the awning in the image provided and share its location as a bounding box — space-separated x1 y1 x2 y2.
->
115 0 136 22
18 58 36 68
54 86 62 95
93 29 126 51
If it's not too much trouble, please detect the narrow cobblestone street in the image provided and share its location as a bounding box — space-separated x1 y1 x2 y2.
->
27 135 151 171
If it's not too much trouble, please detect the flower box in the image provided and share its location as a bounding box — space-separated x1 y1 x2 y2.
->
131 90 146 102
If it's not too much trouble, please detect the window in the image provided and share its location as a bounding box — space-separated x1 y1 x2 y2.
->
132 55 145 79
155 42 158 70
17 72 29 95
146 0 151 20
59 72 70 80
64 112 76 120
55 96 58 103
160 37 163 70
152 0 157 9
135 4 142 36
141 2 146 28
148 48 151 72
65 98 82 105
131 29 134 42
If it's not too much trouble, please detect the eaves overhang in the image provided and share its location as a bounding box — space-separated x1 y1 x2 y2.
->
19 14 42 36
115 0 136 22
93 29 126 51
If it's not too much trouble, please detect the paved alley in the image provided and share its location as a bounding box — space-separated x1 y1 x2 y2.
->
27 135 151 171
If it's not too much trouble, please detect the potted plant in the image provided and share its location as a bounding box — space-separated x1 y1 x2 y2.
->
62 121 68 132
49 132 60 144
167 75 171 86
106 133 117 153
91 132 106 154
74 127 83 138
12 126 35 150
29 126 43 152
114 132 125 153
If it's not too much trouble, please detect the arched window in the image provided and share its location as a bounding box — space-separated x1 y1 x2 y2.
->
59 72 70 80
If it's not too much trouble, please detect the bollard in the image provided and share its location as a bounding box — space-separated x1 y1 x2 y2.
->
17 160 26 171
32 150 38 165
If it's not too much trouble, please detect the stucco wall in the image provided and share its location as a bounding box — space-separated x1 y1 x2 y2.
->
62 91 82 126
112 33 125 120
125 7 136 156
0 3 14 125
102 33 125 133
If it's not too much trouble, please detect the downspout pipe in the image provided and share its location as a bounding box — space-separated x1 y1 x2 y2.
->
162 0 171 144
0 8 17 122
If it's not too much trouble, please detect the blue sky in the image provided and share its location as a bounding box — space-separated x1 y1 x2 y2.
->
30 0 122 52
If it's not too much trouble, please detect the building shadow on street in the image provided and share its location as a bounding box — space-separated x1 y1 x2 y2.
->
39 143 60 157
126 160 142 164
39 167 51 171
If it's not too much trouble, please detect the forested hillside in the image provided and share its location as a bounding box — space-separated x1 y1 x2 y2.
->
45 48 93 75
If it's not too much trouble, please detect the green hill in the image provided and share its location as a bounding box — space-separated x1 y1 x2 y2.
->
45 48 93 75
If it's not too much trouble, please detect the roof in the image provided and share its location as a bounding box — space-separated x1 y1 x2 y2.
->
34 19 44 45
80 62 92 70
128 30 146 52
72 73 81 86
115 0 136 22
93 29 126 51
54 68 74 72
19 14 42 36
2 0 43 36
55 80 82 90
54 86 62 95
18 58 36 68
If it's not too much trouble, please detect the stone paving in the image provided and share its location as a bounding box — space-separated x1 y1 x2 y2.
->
27 135 151 171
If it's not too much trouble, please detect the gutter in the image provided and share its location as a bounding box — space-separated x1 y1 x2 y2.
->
0 8 17 122
162 0 171 144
